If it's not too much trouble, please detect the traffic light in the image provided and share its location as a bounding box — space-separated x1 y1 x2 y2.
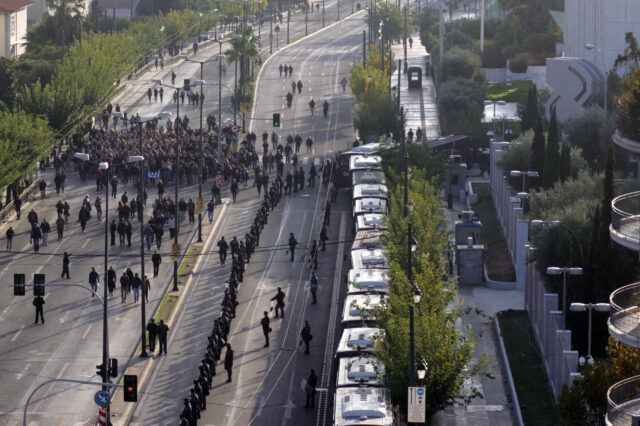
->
184 78 191 91
109 358 118 378
33 274 45 296
273 113 280 127
13 274 25 296
96 363 105 378
123 375 138 402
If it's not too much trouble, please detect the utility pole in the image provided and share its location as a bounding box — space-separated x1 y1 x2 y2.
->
138 136 148 357
287 5 290 44
439 3 444 64
270 12 273 53
403 6 407 73
480 0 485 52
363 31 367 68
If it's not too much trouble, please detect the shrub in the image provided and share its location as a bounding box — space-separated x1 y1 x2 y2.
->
522 33 556 55
439 46 482 82
509 53 529 73
481 40 507 68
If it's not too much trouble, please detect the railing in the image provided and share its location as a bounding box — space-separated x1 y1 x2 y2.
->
608 282 640 348
610 191 640 251
606 375 640 426
0 178 44 223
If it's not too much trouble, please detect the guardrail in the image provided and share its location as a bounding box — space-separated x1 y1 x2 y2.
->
608 282 640 348
0 178 44 224
606 375 640 426
611 191 640 251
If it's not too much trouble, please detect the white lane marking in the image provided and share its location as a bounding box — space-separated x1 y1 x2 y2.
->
56 362 70 379
81 238 90 248
82 324 93 340
15 363 30 381
12 325 26 342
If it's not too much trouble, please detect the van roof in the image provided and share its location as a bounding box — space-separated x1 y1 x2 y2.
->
342 295 385 324
348 269 389 294
334 387 393 426
351 248 388 269
337 356 385 387
352 231 384 251
349 155 382 171
336 327 383 356
352 170 386 186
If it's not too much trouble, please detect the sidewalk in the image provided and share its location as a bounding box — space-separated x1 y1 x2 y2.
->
390 33 441 141
436 197 522 426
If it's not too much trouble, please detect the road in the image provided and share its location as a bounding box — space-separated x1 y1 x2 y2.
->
130 12 366 426
0 3 364 426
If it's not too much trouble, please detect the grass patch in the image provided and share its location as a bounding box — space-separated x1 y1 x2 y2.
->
471 185 505 246
498 309 560 425
177 244 194 276
154 293 179 322
486 80 533 103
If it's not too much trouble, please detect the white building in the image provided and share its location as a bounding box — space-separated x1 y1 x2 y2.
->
564 0 640 74
0 0 31 57
27 0 92 26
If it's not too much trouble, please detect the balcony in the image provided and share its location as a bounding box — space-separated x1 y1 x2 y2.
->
611 192 640 252
613 130 640 155
606 376 640 426
608 283 640 349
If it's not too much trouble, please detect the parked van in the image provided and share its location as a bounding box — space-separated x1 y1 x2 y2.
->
342 294 386 327
352 170 386 187
336 327 383 358
336 356 385 388
352 231 384 251
348 269 389 294
349 155 382 173
351 248 388 270
352 184 388 207
355 214 385 233
334 387 393 426
353 198 387 217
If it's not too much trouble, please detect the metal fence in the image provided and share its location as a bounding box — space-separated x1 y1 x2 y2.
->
611 191 640 247
490 140 579 400
609 282 640 348
0 178 44 224
606 375 640 426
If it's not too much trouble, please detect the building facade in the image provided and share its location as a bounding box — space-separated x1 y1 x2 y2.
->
564 0 640 74
0 0 31 57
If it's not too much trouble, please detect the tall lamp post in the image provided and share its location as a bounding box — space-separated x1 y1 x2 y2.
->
151 79 182 292
179 54 222 243
509 170 538 208
74 153 110 417
546 266 583 319
230 34 242 125
407 221 420 426
570 302 611 365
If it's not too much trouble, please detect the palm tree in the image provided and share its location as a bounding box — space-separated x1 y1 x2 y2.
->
225 24 261 90
45 0 86 46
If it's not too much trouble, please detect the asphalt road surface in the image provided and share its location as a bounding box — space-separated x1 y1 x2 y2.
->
130 12 366 426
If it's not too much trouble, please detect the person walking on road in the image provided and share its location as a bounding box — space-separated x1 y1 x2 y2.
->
310 272 319 304
300 320 312 354
110 219 116 246
217 236 229 265
5 226 14 251
107 266 116 297
288 233 298 261
322 100 329 118
88 267 99 296
341 77 348 92
152 251 162 277
33 295 45 324
320 224 328 251
61 252 70 279
224 343 234 382
305 369 318 408
132 273 141 302
261 311 271 347
271 287 286 318
207 199 215 223
147 318 157 352
120 272 129 303
157 319 169 355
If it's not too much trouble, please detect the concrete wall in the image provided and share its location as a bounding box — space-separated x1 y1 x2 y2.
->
564 0 640 75
490 140 580 400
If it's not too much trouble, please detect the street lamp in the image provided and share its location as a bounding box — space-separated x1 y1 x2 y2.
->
530 219 561 228
179 54 223 243
74 153 110 417
546 266 583 319
230 34 242 125
151 79 183 292
570 302 611 364
509 170 539 193
416 358 428 380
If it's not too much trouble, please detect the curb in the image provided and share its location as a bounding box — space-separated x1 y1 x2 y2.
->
249 8 367 133
494 315 525 426
110 200 230 425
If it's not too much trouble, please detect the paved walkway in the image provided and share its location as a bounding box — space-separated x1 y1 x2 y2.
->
436 196 522 426
390 32 441 141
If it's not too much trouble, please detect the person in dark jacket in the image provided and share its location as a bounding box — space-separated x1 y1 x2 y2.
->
61 252 70 279
300 320 312 354
107 266 116 296
33 296 45 324
152 251 162 277
305 369 318 408
260 311 271 347
288 233 297 261
271 287 286 318
157 319 169 355
147 318 157 352
110 220 117 246
224 343 234 382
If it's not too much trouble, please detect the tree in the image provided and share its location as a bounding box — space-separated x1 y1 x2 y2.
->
374 170 486 420
614 32 640 73
518 85 538 132
559 143 571 182
349 60 389 105
0 58 16 111
530 115 545 184
353 96 396 142
369 3 403 41
616 68 640 140
437 77 484 134
439 47 482 83
557 337 640 425
543 107 559 188
564 106 614 171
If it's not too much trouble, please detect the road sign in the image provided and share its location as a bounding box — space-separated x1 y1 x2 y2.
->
407 386 426 423
172 243 181 260
230 125 240 134
94 390 110 406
